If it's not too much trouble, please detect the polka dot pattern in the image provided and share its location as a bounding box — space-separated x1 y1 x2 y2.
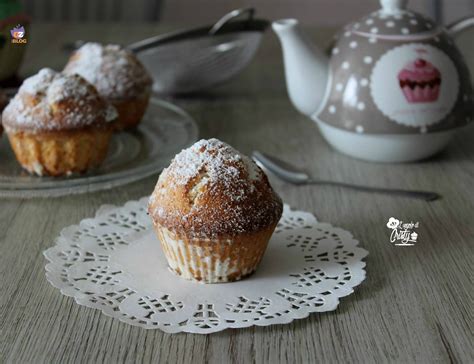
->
349 9 438 36
320 11 473 135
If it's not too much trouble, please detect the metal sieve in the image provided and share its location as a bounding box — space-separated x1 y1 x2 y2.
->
129 8 269 95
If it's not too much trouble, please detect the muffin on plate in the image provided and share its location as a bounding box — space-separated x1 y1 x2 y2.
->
2 68 117 176
148 138 283 283
64 42 152 131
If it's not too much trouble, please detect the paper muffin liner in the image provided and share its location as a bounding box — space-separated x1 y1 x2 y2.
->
401 85 440 103
7 128 112 176
110 91 150 131
153 223 277 283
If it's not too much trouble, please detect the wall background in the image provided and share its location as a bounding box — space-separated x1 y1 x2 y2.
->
20 0 474 25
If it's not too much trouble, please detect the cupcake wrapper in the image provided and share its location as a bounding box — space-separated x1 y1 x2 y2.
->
111 91 150 131
153 224 276 283
401 85 440 103
7 128 112 176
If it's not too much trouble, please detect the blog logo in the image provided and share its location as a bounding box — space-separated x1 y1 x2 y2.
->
386 217 419 246
10 25 27 44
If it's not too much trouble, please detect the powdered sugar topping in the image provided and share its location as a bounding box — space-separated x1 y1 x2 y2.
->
163 138 262 187
2 68 117 132
64 42 152 99
21 68 56 95
149 139 283 238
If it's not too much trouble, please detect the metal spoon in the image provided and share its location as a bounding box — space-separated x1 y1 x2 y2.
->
252 151 441 201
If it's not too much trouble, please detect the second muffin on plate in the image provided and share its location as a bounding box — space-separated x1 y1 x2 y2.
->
2 68 117 176
148 138 283 283
64 43 152 131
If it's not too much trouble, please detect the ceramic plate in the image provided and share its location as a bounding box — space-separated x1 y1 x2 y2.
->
0 99 198 198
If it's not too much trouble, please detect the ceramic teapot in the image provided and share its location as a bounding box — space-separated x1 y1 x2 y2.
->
273 0 474 162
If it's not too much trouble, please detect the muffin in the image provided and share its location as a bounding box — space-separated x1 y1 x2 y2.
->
63 42 152 131
148 138 283 283
2 68 117 176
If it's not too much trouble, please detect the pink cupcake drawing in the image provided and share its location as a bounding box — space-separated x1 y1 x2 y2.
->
398 58 441 103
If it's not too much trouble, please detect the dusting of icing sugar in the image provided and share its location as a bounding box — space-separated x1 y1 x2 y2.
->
47 73 92 104
2 68 117 133
163 138 262 187
105 104 118 122
149 139 283 239
21 68 56 95
64 42 152 100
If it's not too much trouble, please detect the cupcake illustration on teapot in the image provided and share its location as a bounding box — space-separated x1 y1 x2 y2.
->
398 57 441 103
273 0 474 162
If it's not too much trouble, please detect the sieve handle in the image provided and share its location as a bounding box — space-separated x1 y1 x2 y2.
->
209 8 255 35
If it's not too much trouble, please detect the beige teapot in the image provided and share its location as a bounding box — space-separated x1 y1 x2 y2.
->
273 0 474 162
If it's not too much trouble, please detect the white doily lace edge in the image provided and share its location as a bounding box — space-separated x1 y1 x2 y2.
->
44 197 368 334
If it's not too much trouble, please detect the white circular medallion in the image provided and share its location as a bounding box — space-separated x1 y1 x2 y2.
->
370 43 459 128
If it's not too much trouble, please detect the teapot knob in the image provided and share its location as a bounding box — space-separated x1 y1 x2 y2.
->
380 0 408 14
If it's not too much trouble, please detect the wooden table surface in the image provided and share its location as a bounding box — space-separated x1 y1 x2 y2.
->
1 23 473 364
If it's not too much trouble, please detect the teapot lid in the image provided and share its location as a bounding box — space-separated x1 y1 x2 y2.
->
348 0 438 37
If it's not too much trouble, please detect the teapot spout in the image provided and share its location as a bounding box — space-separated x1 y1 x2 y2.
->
273 19 329 117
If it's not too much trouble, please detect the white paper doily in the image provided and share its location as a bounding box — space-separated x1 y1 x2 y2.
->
44 197 368 334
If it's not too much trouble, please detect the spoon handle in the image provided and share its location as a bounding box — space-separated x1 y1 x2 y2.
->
307 180 440 201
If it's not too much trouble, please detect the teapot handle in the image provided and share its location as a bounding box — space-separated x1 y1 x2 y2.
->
446 16 474 37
